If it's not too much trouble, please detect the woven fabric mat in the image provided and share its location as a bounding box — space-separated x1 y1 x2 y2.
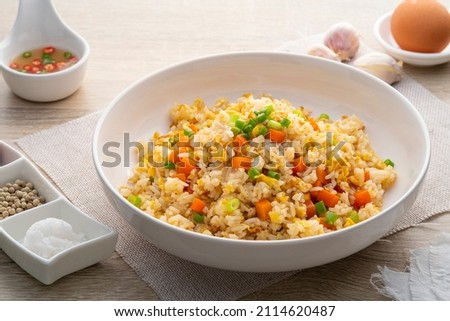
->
16 65 450 301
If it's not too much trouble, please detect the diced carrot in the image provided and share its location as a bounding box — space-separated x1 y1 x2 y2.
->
310 180 322 199
169 146 190 163
354 190 371 209
178 132 191 147
168 150 176 163
316 167 327 185
364 170 371 182
319 217 336 230
292 156 307 175
188 123 199 133
191 197 206 212
268 128 286 143
316 189 340 208
305 199 316 219
171 173 186 182
255 199 272 221
308 117 319 131
233 134 248 148
231 156 252 170
176 156 197 175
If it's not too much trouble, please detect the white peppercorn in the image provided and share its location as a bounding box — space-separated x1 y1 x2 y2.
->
0 179 46 220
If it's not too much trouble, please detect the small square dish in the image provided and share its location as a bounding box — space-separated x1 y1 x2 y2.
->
0 141 118 284
0 140 22 167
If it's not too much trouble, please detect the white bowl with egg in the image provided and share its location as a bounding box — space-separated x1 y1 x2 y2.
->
374 11 450 66
93 52 430 272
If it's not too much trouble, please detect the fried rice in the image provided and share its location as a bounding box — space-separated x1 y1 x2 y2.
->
119 93 397 240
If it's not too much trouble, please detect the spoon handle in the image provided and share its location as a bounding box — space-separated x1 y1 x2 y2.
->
15 0 63 32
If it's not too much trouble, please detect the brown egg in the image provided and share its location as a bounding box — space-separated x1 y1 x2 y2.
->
391 0 450 53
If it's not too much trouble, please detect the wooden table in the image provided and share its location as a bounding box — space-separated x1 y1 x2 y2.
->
1 0 449 300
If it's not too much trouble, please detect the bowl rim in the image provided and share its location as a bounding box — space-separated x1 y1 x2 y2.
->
93 50 431 245
373 11 450 63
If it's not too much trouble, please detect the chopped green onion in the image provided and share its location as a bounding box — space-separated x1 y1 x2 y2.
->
241 133 251 140
256 113 268 123
168 135 179 146
267 120 282 130
243 124 254 133
248 167 261 180
258 125 269 136
235 119 245 129
318 113 330 120
384 159 395 167
164 161 176 169
127 195 142 208
264 105 274 115
267 170 280 180
231 127 241 136
225 198 241 213
349 210 359 223
229 114 239 125
22 51 32 58
251 124 263 137
293 109 307 119
193 212 204 223
248 119 258 127
325 211 338 225
280 117 291 128
183 127 194 137
314 200 327 215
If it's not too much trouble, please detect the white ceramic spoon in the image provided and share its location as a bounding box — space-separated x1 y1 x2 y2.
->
0 0 89 102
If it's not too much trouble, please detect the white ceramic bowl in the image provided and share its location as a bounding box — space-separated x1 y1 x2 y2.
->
93 52 430 272
0 0 89 102
374 11 450 66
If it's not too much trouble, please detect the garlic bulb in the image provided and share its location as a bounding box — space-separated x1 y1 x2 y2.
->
352 52 402 85
324 22 360 61
307 43 341 62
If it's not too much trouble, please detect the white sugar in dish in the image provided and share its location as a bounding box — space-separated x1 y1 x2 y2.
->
23 218 87 259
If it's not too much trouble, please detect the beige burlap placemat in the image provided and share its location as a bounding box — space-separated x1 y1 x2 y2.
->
16 70 450 301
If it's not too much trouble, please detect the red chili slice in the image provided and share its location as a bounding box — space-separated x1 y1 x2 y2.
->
56 62 67 70
23 65 32 72
44 64 56 72
43 47 55 54
32 59 42 66
9 63 19 69
31 66 41 73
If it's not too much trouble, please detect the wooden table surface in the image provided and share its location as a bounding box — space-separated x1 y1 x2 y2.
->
1 0 450 301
